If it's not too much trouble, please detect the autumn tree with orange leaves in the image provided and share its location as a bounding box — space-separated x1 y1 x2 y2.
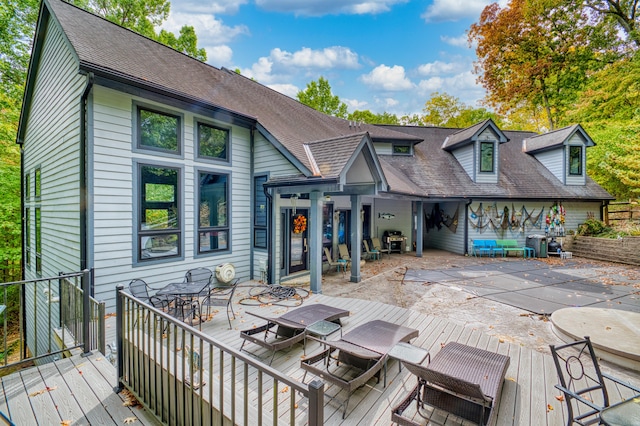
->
468 0 620 131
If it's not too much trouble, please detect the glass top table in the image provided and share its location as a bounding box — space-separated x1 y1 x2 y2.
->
306 319 342 339
600 396 640 426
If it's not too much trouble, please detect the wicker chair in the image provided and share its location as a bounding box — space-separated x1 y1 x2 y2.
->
392 342 510 426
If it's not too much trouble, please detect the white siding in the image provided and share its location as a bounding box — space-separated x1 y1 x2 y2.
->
373 199 413 248
373 142 393 156
21 19 86 358
452 144 475 181
422 202 466 254
534 149 564 182
466 200 601 253
90 86 253 310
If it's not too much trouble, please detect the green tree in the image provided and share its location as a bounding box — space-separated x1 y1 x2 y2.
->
70 0 207 61
469 0 619 130
421 92 505 128
584 0 640 49
296 77 348 118
348 110 399 125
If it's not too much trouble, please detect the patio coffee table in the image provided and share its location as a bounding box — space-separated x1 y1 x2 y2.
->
388 341 430 374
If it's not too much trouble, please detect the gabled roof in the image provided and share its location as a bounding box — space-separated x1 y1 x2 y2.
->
22 0 420 177
378 125 612 201
441 119 509 151
522 124 595 154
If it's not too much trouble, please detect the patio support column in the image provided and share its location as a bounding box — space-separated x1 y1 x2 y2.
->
309 191 323 293
416 201 423 257
349 194 362 283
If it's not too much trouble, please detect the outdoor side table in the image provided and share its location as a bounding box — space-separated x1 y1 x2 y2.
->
388 341 430 372
305 319 342 356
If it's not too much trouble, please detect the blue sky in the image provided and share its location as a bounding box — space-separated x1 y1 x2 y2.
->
163 0 507 117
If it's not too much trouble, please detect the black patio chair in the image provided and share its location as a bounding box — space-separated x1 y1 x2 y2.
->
200 278 239 329
549 336 640 426
184 267 213 296
128 279 175 327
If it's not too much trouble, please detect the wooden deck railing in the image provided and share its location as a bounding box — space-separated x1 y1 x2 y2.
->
115 285 325 426
0 270 105 373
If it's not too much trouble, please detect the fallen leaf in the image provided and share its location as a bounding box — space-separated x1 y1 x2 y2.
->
547 404 554 412
29 386 58 397
61 421 71 426
124 417 137 424
555 395 564 402
506 377 516 382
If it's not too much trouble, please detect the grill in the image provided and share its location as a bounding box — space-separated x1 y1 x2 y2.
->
383 230 407 253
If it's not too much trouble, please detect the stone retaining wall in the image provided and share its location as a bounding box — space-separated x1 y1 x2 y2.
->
563 235 640 266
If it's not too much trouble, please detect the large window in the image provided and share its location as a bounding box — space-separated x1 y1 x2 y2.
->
137 106 181 153
138 165 180 261
254 175 268 249
34 167 41 198
569 146 582 175
198 172 229 254
480 142 494 173
35 207 41 274
25 172 30 201
25 207 30 267
197 122 229 161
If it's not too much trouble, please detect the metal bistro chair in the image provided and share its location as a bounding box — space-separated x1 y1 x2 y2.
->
128 279 175 327
550 336 640 426
200 278 239 329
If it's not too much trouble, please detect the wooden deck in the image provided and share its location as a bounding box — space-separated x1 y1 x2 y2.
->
2 284 639 425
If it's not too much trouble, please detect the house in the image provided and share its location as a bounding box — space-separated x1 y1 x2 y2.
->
18 0 612 333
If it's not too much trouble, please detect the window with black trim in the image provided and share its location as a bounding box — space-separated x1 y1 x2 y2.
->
569 146 582 175
197 122 229 161
198 171 229 253
35 207 41 274
393 144 411 155
480 142 494 173
138 164 181 261
25 172 30 201
137 106 180 153
35 167 41 199
25 207 30 267
254 175 268 249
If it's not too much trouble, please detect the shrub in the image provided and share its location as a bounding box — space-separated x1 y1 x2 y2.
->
577 218 611 236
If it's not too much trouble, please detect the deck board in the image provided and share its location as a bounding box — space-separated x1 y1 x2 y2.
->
4 287 640 425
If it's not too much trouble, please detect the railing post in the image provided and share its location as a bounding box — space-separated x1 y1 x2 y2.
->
307 380 324 426
98 302 106 355
82 269 91 356
115 284 124 392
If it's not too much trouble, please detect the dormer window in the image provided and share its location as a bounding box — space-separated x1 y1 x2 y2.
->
392 143 412 155
480 142 494 172
569 146 582 175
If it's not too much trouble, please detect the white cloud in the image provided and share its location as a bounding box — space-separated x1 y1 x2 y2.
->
417 60 462 76
417 71 484 106
344 98 368 110
384 98 399 108
421 0 507 22
242 57 275 83
267 83 299 98
360 65 414 91
162 12 249 46
205 45 234 65
441 34 470 48
170 0 248 15
270 46 359 69
255 0 408 16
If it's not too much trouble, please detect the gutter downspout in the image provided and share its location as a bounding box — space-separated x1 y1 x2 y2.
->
249 128 255 280
264 186 273 285
464 199 473 255
80 73 94 273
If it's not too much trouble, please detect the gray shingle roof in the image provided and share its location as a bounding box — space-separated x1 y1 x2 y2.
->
522 124 594 153
379 125 612 200
45 0 419 175
441 119 507 150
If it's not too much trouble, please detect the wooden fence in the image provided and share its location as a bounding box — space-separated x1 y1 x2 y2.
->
604 199 640 225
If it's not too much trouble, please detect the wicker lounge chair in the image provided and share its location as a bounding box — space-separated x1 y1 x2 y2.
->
301 319 419 418
239 303 350 364
391 342 510 426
